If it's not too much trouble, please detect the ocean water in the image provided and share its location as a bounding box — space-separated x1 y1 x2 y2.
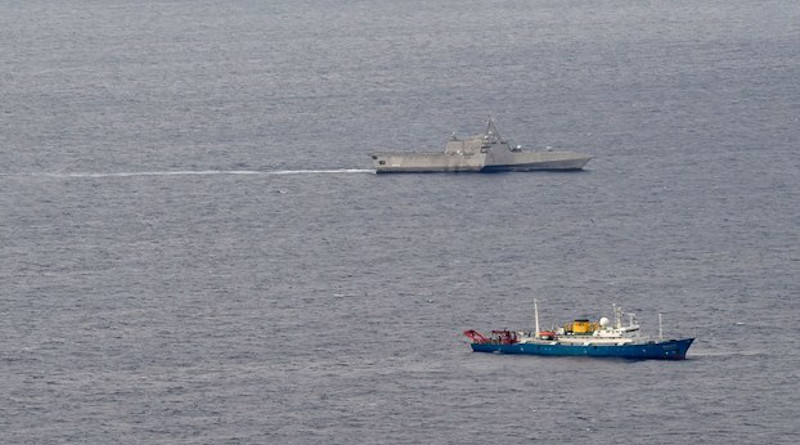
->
1 0 798 443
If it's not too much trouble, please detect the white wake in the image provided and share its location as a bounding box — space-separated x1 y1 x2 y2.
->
5 169 375 179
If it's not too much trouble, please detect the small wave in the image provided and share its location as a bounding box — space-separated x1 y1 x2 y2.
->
690 350 767 357
5 169 375 179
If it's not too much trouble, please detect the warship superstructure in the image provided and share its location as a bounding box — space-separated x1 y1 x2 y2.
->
370 117 591 173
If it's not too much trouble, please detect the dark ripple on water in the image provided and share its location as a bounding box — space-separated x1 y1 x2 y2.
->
2 0 799 444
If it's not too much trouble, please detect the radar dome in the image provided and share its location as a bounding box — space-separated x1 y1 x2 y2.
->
599 317 610 327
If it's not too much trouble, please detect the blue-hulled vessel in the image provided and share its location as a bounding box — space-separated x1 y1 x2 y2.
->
464 301 694 360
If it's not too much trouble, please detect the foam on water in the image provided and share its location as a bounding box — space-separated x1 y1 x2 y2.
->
2 169 375 179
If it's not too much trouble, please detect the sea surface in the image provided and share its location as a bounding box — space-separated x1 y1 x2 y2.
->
1 1 798 443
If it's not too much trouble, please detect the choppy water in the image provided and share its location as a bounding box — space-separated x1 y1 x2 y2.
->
2 1 798 443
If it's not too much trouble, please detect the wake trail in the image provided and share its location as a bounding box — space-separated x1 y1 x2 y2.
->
3 169 375 179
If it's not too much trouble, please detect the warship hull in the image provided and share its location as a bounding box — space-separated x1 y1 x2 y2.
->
482 152 591 172
372 152 591 173
371 118 591 173
371 153 484 173
470 338 694 360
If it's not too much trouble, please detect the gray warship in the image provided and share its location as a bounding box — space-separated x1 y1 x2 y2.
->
370 117 591 173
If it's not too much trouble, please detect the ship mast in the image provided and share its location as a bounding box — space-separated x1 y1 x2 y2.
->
484 115 503 144
534 299 540 337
